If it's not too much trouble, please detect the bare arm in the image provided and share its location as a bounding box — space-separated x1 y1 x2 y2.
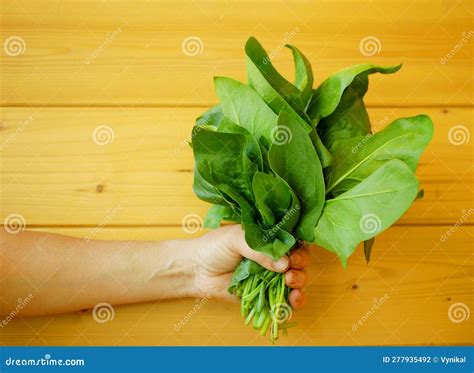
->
0 226 309 317
0 230 199 316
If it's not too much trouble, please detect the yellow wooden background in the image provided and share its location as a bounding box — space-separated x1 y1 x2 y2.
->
1 0 472 346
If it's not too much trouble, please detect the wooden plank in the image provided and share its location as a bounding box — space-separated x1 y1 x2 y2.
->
1 225 472 346
1 106 472 227
1 0 472 106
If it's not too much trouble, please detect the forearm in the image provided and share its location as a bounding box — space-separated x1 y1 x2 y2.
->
0 230 200 316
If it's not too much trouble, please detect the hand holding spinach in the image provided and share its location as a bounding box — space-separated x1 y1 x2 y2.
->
191 37 433 341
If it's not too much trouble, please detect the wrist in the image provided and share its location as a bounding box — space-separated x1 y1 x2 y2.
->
149 238 201 299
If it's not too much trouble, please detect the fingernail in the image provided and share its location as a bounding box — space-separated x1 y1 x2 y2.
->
292 253 301 265
273 256 289 271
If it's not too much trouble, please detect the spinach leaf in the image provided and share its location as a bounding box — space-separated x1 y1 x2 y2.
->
245 38 331 167
228 258 266 293
192 167 226 205
217 116 263 171
196 104 223 127
252 172 292 227
310 128 333 168
192 128 257 203
252 171 300 232
317 74 371 150
258 136 272 172
245 222 296 260
326 115 434 196
245 37 305 115
286 44 314 107
307 64 401 124
219 184 295 259
268 110 325 241
214 77 278 142
314 159 419 267
203 204 239 229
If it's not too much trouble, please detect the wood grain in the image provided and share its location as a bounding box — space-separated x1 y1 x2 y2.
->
1 0 472 106
0 106 472 227
1 0 472 348
1 225 472 346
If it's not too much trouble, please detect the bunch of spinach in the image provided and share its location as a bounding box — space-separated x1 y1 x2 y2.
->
191 37 433 341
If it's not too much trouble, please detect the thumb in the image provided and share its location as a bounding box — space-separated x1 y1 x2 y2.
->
231 228 289 272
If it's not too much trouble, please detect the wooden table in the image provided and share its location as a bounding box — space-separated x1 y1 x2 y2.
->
1 0 472 346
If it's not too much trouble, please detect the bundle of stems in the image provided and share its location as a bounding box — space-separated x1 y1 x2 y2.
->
236 270 294 340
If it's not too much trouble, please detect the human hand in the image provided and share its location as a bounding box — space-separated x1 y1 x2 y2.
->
192 225 309 309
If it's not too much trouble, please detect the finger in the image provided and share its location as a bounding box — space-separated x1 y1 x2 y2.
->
289 289 307 310
239 245 289 273
232 232 289 272
289 247 310 269
285 269 307 289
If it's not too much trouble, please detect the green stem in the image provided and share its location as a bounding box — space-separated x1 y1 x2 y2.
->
234 267 294 342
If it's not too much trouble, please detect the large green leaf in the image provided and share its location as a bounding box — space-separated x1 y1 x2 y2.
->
219 184 295 259
245 38 331 166
203 204 239 229
192 167 226 205
252 172 292 227
268 111 325 241
245 37 305 115
196 104 223 127
286 44 314 107
310 128 334 168
217 116 263 171
307 64 401 124
192 128 257 204
317 74 371 150
252 172 300 233
326 115 434 196
214 77 277 142
314 159 419 267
